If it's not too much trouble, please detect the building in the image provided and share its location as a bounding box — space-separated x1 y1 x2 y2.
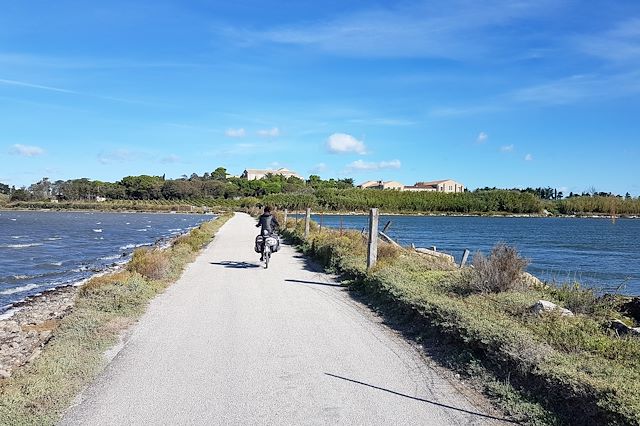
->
241 168 303 180
358 180 405 190
404 179 465 193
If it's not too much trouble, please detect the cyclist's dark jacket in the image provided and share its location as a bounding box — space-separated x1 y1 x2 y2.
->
256 213 280 234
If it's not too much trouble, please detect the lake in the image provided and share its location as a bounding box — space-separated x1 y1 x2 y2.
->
0 211 214 312
298 214 640 295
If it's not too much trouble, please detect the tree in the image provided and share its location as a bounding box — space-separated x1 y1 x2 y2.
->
211 167 228 181
0 182 10 195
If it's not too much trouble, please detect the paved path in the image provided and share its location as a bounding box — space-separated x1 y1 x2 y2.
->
61 213 503 425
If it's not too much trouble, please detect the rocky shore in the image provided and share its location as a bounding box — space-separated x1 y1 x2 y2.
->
0 286 76 379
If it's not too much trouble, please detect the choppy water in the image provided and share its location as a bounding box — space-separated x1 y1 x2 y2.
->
0 211 214 312
304 214 640 295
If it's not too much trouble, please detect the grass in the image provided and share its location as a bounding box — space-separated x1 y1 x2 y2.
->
0 212 232 425
280 216 640 426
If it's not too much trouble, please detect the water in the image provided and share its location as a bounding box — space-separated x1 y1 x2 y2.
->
0 211 214 312
304 214 640 295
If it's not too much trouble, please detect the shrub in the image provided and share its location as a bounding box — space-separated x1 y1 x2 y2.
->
127 248 169 280
80 270 132 295
470 244 529 293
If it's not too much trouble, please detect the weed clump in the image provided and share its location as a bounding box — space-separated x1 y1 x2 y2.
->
470 244 529 293
127 248 169 280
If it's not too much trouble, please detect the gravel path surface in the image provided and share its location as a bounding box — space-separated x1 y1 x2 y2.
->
60 213 505 425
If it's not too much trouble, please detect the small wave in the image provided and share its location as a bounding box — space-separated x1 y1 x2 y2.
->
1 243 43 249
46 237 63 241
96 222 101 225
49 261 63 266
168 228 182 232
10 218 17 221
146 225 152 228
93 229 103 233
119 242 151 250
125 222 130 225
136 229 148 232
99 254 122 261
11 236 23 239
0 284 40 295
12 274 33 280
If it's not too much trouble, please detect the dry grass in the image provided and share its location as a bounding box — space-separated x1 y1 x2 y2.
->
127 248 169 280
470 244 529 293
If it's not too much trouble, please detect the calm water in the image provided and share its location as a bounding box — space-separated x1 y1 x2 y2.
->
303 214 640 295
0 211 214 312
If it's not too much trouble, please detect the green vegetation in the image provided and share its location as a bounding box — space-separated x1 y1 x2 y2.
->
0 213 232 425
281 216 640 425
3 169 639 216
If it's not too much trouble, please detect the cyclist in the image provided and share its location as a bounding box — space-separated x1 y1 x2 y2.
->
256 206 280 261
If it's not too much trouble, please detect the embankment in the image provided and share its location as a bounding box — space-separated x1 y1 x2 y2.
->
281 218 640 425
0 213 232 425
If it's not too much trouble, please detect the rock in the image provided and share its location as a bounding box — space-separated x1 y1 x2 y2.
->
521 272 544 289
531 300 574 317
621 297 640 323
610 319 640 337
0 369 10 379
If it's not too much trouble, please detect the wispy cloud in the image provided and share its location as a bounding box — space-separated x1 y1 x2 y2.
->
576 18 640 64
310 163 328 174
0 78 78 94
225 128 246 138
0 77 160 106
524 153 533 161
346 159 401 171
257 127 280 137
327 133 367 154
97 149 143 165
347 117 415 126
160 154 182 164
223 0 555 59
476 132 488 144
9 144 45 157
500 144 514 152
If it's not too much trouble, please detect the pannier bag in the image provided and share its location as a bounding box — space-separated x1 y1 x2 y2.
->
254 235 264 253
255 234 280 253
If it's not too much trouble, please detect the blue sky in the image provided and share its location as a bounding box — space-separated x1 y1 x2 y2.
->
1 0 639 194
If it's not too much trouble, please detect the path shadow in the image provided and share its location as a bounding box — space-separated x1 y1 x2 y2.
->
210 261 260 269
284 279 343 288
324 373 518 424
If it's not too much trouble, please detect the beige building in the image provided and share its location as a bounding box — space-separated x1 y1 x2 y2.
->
358 180 405 190
241 168 303 180
404 179 465 193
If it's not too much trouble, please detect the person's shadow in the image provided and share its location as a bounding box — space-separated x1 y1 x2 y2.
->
210 261 261 269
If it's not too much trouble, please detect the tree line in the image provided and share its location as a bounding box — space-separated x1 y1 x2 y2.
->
2 170 639 215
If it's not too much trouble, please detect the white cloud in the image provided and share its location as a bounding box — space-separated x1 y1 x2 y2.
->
500 144 514 152
257 127 280 137
225 128 246 138
476 132 488 143
10 144 44 157
577 18 640 64
347 159 401 171
524 153 533 161
327 133 367 154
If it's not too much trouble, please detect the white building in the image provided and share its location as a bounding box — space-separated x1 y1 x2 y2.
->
241 168 303 180
358 180 405 190
403 179 465 193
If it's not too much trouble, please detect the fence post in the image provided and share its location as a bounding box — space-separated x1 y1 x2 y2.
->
460 249 470 267
304 207 311 238
367 208 379 271
283 209 288 229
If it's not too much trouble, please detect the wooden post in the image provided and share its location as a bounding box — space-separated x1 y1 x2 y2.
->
283 209 288 229
340 215 344 237
319 211 323 231
367 208 379 271
382 220 392 233
304 207 311 238
460 249 470 267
